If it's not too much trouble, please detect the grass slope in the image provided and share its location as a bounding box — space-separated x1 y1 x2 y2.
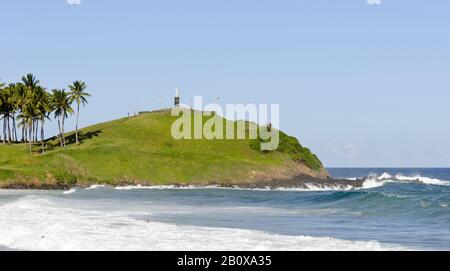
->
0 110 326 187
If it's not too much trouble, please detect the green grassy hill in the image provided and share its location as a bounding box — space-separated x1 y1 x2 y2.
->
0 110 329 188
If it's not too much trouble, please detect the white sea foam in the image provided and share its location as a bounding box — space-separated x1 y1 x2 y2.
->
354 172 450 190
62 188 77 195
345 177 358 181
393 174 450 186
360 177 390 189
275 183 354 192
86 184 106 190
377 173 393 180
0 197 406 251
114 184 354 192
107 172 450 193
115 184 224 191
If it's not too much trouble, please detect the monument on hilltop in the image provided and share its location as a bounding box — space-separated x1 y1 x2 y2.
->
174 88 180 107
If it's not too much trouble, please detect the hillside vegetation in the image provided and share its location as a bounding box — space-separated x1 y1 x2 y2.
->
0 110 328 188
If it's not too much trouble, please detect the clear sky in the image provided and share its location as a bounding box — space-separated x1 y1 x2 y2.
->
1 0 449 167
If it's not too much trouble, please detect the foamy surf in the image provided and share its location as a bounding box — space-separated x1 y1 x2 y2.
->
0 197 406 251
358 172 450 189
393 174 450 186
111 173 450 193
274 183 354 192
115 184 224 191
86 184 106 190
113 184 355 192
63 188 77 195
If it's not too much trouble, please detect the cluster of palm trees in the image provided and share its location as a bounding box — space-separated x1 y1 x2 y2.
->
0 74 91 154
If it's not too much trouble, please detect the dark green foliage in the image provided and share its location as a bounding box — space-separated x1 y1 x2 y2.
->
250 131 323 171
0 74 89 152
55 173 78 186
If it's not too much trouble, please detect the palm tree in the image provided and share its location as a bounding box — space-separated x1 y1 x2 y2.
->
51 89 73 147
7 83 18 142
69 81 91 144
0 80 4 143
22 73 40 90
21 73 40 144
6 84 19 142
34 86 51 152
0 87 14 143
0 75 90 152
17 103 34 154
11 83 28 143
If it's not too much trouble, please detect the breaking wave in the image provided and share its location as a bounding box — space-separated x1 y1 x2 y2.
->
62 188 77 195
113 184 354 192
108 173 450 192
0 196 406 251
86 184 106 190
360 173 450 190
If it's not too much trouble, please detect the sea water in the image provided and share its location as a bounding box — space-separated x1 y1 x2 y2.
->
0 168 449 251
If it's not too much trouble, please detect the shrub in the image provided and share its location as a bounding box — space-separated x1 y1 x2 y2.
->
250 130 323 170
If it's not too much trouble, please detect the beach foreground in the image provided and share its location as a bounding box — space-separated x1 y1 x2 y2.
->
1 169 449 251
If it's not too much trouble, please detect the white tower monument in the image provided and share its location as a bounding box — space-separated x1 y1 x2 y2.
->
174 88 180 107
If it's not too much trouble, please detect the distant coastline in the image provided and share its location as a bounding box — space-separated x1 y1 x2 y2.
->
0 175 364 191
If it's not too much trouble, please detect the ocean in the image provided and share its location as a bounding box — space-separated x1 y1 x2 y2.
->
0 168 449 251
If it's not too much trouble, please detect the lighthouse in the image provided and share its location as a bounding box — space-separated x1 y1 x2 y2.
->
174 88 180 107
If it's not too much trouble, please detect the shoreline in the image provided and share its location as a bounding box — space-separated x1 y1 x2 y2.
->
0 175 365 191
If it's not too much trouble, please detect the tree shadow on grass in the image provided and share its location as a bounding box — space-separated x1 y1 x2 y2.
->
44 130 102 151
65 130 102 145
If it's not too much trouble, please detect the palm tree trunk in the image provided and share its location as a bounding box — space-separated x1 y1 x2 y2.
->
61 113 65 147
58 118 62 147
2 119 5 144
7 115 11 143
14 114 17 142
5 117 8 143
5 116 8 143
28 124 32 155
32 120 35 142
31 120 34 143
62 113 66 147
41 119 45 153
76 103 80 144
23 125 27 145
35 120 38 142
11 114 16 142
33 120 36 142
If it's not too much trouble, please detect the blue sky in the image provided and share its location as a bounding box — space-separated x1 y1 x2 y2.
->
1 0 449 167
